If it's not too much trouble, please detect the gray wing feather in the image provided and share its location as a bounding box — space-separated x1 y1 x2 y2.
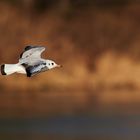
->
19 46 46 65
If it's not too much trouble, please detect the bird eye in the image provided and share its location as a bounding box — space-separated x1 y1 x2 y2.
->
52 63 54 65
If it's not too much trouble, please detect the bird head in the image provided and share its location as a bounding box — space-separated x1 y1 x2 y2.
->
46 60 62 70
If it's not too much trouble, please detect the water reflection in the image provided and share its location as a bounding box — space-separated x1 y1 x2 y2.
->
0 114 140 140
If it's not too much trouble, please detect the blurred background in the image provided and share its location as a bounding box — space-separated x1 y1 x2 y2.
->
0 0 140 139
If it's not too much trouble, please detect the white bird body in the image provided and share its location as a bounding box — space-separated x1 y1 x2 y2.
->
1 46 61 77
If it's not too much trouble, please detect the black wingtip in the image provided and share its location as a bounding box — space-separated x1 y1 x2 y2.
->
25 46 32 51
27 72 32 77
26 68 32 77
24 45 45 51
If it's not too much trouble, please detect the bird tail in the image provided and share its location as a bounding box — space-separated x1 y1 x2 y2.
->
1 64 22 75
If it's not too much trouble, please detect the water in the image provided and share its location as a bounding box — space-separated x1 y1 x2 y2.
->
0 114 140 140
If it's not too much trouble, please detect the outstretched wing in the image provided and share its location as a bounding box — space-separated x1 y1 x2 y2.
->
19 46 46 65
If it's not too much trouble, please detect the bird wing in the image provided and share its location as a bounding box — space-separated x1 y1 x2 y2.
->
25 62 49 77
19 46 46 65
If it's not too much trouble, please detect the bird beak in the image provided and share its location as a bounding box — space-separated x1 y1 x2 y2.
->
57 64 62 68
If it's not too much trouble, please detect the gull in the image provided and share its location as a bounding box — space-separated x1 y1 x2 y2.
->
1 46 61 77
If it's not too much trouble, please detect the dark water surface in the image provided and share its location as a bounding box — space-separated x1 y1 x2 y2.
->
0 114 140 140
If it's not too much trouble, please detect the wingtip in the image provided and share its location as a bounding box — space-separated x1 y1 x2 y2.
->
24 45 46 51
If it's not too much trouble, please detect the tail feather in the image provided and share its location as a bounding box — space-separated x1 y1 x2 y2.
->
1 64 26 75
1 64 6 75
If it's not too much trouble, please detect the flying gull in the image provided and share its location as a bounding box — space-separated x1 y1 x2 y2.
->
1 46 61 77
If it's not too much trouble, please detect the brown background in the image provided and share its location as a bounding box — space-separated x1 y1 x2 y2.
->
0 0 140 118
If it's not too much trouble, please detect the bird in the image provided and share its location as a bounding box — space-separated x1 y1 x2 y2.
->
1 46 61 77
